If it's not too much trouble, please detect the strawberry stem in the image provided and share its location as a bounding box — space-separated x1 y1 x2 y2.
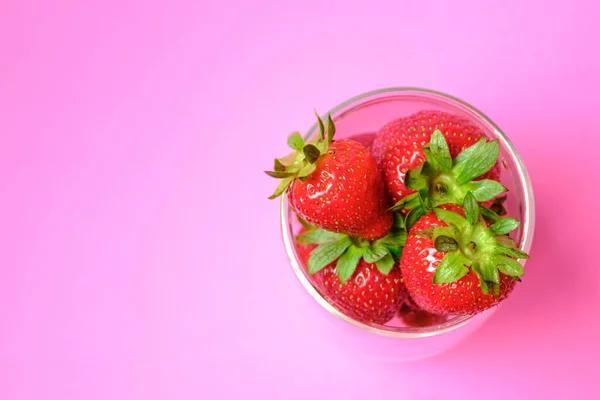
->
430 193 529 295
392 129 507 211
266 113 336 199
299 214 407 284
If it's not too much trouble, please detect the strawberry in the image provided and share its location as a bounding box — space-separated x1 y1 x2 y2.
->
314 259 406 324
267 114 392 240
295 215 408 325
398 297 448 327
372 111 503 223
400 194 529 315
347 132 376 150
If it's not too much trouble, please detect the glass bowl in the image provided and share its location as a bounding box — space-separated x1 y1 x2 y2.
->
279 87 535 360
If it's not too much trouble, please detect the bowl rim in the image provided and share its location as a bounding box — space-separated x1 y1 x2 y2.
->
279 86 536 338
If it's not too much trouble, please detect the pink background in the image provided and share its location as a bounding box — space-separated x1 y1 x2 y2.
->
1 0 599 398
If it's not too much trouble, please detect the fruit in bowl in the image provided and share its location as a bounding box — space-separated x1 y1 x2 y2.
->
266 88 534 341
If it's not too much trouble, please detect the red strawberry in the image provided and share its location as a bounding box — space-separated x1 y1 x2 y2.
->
314 259 406 325
267 115 392 240
287 140 392 240
400 196 529 315
372 110 502 209
294 221 408 325
398 298 448 327
347 132 376 150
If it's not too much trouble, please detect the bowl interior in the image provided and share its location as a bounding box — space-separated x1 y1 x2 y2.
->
280 88 535 338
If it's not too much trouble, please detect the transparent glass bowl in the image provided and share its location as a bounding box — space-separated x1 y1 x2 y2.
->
279 87 535 359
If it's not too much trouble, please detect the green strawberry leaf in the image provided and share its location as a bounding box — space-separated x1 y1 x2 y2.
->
268 176 294 199
495 245 530 260
316 139 329 154
277 151 298 166
495 256 525 277
274 158 286 172
495 235 517 248
315 111 326 141
303 144 321 164
480 206 501 223
479 259 500 284
488 282 500 296
380 231 407 247
490 217 520 235
471 262 499 295
363 245 389 263
415 227 434 239
385 245 403 262
418 188 431 209
418 226 456 240
297 228 345 245
287 132 305 151
307 236 352 274
420 160 438 177
390 193 420 211
392 211 406 229
433 227 456 240
433 207 468 230
472 263 489 294
337 246 364 284
463 191 479 225
404 168 428 191
433 251 470 284
375 253 395 275
298 162 317 179
434 235 459 252
264 170 297 178
454 137 486 165
462 180 508 202
405 205 426 231
326 114 336 143
452 139 500 185
423 129 452 172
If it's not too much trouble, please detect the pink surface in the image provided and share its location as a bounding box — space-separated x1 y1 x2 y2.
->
1 0 599 398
